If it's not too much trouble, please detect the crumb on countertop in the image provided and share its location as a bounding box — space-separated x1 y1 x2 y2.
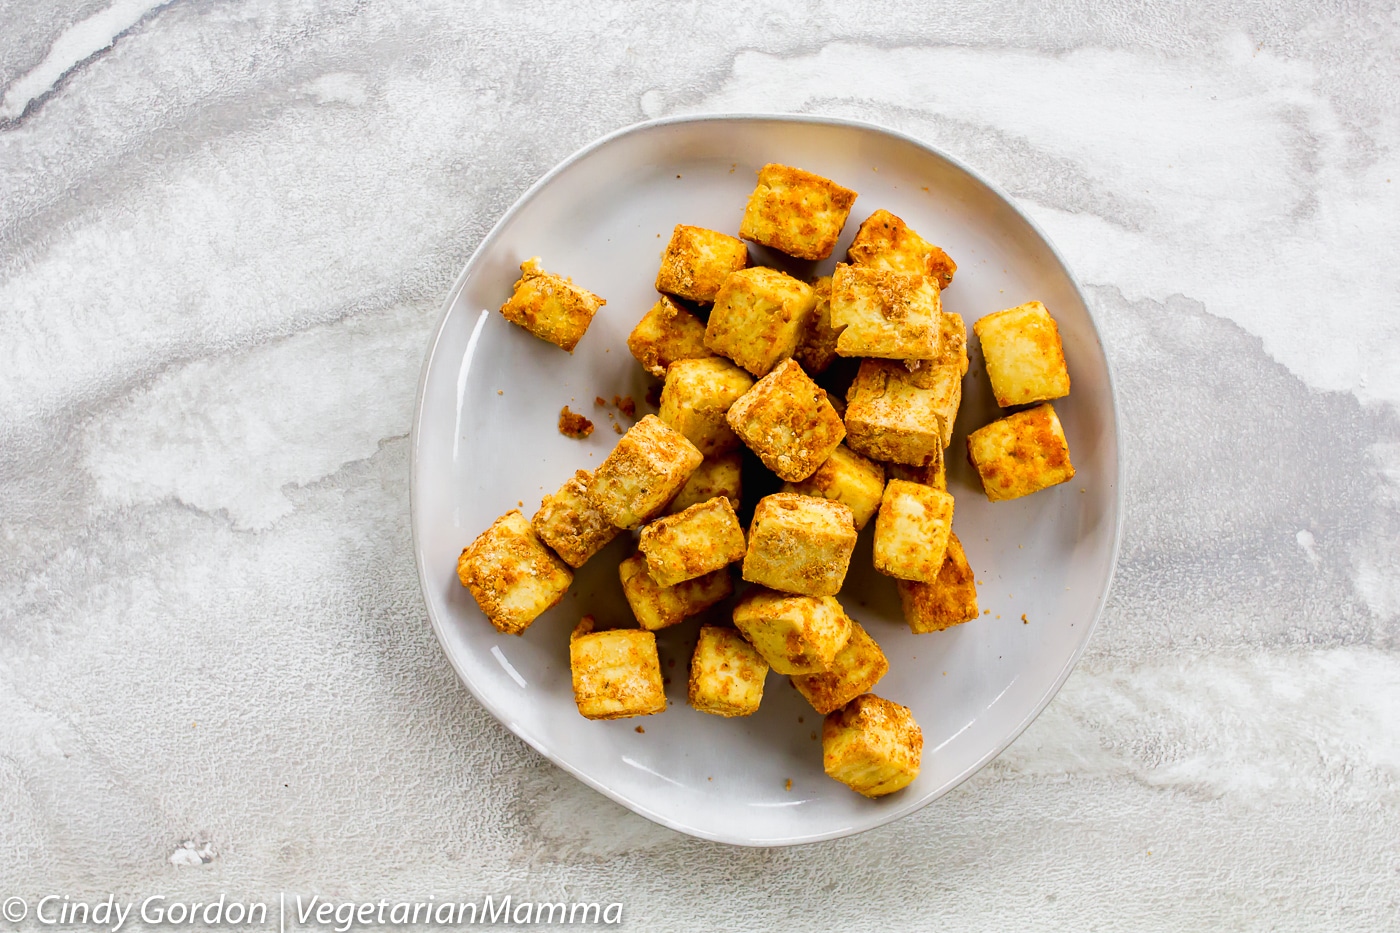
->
595 396 607 407
635 726 645 734
558 406 594 439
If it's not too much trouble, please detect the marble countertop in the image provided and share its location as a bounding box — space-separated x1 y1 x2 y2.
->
3 2 1398 930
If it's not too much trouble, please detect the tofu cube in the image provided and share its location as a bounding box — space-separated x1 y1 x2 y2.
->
569 616 667 720
794 275 842 376
897 532 979 633
688 625 769 717
792 619 889 714
619 552 733 631
530 469 621 569
843 359 948 466
742 492 857 597
658 357 755 457
457 510 573 635
873 480 955 583
829 262 941 359
638 496 747 587
626 295 716 378
846 209 957 289
973 301 1071 407
822 694 923 797
936 312 969 376
586 415 703 529
655 224 750 303
738 163 858 261
886 443 947 490
781 444 886 530
666 451 743 515
966 403 1075 501
704 267 817 377
725 359 846 482
731 587 851 675
498 257 605 352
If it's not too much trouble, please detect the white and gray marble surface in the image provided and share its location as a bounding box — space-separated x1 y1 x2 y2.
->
3 2 1399 930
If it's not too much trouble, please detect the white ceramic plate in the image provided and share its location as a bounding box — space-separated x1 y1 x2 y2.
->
411 114 1122 846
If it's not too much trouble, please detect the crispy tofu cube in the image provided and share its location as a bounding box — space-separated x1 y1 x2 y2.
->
586 415 703 529
619 552 732 631
688 625 769 717
936 312 969 376
658 357 755 457
742 492 857 597
457 510 573 635
873 480 955 583
822 693 923 797
846 209 957 289
897 532 978 633
569 616 667 720
885 444 946 490
655 224 750 303
626 295 716 378
530 469 621 568
781 444 886 530
844 359 949 466
731 587 851 675
738 163 857 261
973 301 1071 407
792 619 889 714
704 267 817 377
638 497 747 587
725 359 846 482
794 275 842 376
498 257 605 352
666 452 743 515
829 262 941 359
967 403 1075 501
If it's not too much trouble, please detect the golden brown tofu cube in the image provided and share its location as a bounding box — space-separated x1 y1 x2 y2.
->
619 552 733 631
626 295 716 378
638 496 747 587
742 492 857 597
688 625 768 717
725 359 846 482
498 257 605 352
936 312 969 376
967 402 1075 501
897 532 978 633
704 267 817 377
974 301 1071 407
885 444 946 490
569 616 667 720
457 510 573 635
731 587 851 675
822 693 923 797
794 275 842 376
586 415 703 529
655 224 750 304
792 618 889 714
781 444 886 530
530 469 621 569
665 452 743 515
873 479 954 583
738 163 858 261
846 208 957 289
658 357 755 457
844 359 947 466
829 262 941 359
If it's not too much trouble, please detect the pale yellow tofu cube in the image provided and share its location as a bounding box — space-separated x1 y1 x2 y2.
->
897 532 979 633
911 358 963 449
885 443 946 490
846 208 957 289
619 552 733 631
742 492 857 597
731 587 851 675
688 625 769 717
936 311 969 376
655 224 750 304
457 510 573 635
829 262 941 359
704 267 817 377
569 616 667 720
738 163 858 261
781 444 886 530
665 452 743 515
843 359 945 466
498 257 605 352
794 275 842 376
973 301 1071 407
967 403 1075 502
658 357 755 457
725 359 846 482
586 415 703 529
529 469 620 569
626 295 716 378
872 479 954 583
822 693 923 797
638 497 746 588
792 619 889 714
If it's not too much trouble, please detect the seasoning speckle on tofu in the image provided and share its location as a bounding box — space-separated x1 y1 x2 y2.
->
558 406 594 439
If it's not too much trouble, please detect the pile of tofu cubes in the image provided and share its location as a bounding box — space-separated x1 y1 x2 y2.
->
458 163 1076 799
